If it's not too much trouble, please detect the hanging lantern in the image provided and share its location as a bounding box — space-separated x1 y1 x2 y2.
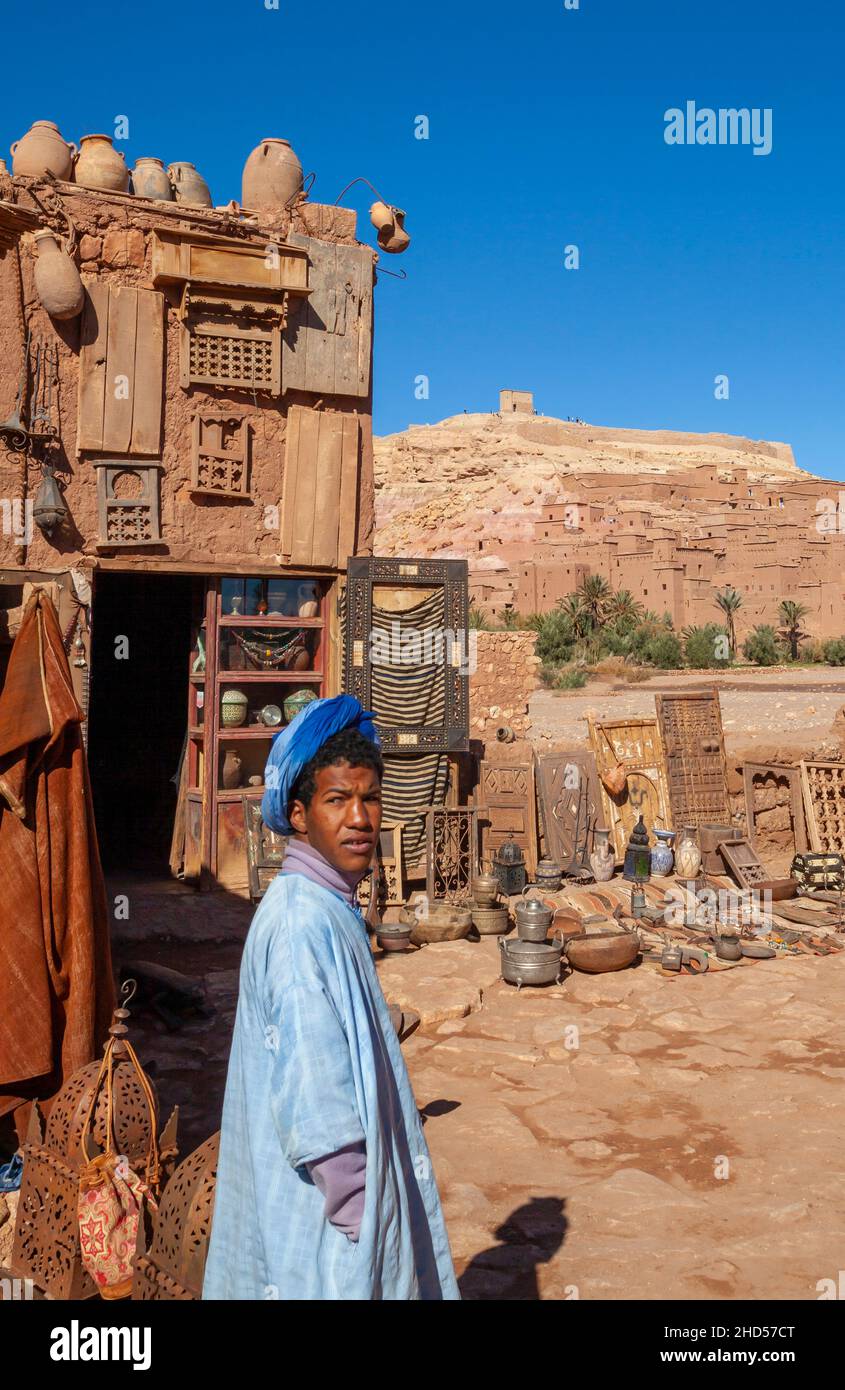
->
32 467 68 537
623 814 651 883
493 833 527 897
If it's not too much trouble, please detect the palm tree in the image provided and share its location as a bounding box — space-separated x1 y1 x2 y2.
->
778 599 809 661
576 574 612 630
557 593 590 640
606 588 645 629
714 586 743 656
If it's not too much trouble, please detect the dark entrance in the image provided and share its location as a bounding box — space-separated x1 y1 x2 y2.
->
88 571 201 872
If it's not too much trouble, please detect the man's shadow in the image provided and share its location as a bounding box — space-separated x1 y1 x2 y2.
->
459 1196 568 1300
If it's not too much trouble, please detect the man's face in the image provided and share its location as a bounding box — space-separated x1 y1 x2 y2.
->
289 760 382 876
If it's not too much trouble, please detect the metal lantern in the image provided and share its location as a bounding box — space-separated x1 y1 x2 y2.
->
32 466 68 537
493 834 527 896
623 814 651 883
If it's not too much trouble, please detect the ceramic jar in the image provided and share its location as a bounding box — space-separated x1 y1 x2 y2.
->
132 157 173 201
168 162 212 207
222 750 242 789
32 230 84 320
11 121 76 180
74 134 129 191
589 826 615 882
370 203 411 254
283 688 317 723
221 689 248 728
297 582 320 618
242 138 302 212
650 828 675 878
675 826 702 880
535 858 563 893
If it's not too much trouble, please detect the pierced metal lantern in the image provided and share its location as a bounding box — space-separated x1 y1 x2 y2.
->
133 1132 219 1301
493 834 527 896
623 814 651 883
10 989 178 1301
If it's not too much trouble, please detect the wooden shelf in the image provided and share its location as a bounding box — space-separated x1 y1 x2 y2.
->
217 727 279 739
217 787 265 801
217 670 323 683
218 615 324 628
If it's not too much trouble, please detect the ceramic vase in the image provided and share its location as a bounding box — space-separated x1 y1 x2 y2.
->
168 162 212 207
33 230 84 320
221 689 248 728
373 204 410 254
132 157 173 201
75 134 129 191
297 582 319 618
242 138 303 212
675 826 702 880
650 829 675 878
589 827 615 882
221 750 242 789
11 121 76 180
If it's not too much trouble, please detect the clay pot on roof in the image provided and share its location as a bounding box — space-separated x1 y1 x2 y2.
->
10 120 76 180
132 156 173 201
242 138 303 213
168 162 212 207
74 134 129 192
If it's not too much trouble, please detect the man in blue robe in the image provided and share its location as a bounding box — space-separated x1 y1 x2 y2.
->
203 695 459 1300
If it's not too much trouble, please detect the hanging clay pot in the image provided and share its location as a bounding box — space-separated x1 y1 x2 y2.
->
11 121 76 180
33 229 84 320
375 205 410 254
74 134 129 192
242 138 302 213
369 201 394 233
168 162 212 207
221 750 242 790
131 157 173 201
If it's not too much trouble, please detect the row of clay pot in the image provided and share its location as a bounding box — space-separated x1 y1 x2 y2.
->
11 122 307 213
10 121 214 205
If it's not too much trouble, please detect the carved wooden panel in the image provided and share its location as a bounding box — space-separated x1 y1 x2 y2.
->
283 235 373 397
743 762 807 857
179 288 282 394
78 283 165 455
281 406 360 567
190 413 250 498
655 690 730 830
800 761 845 854
479 760 538 876
94 461 162 548
589 715 671 861
152 228 309 294
536 750 600 871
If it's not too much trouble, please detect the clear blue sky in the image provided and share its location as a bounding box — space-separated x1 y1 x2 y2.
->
7 0 844 476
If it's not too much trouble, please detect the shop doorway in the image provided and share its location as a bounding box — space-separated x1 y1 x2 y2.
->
88 571 201 872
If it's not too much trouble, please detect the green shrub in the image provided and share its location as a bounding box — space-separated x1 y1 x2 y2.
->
823 637 845 666
535 609 576 665
742 625 783 666
684 624 731 669
554 666 588 690
642 631 684 669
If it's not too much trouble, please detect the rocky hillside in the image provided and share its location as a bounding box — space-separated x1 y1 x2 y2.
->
373 411 802 559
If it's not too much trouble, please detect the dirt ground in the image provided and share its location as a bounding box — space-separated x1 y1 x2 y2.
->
530 666 845 758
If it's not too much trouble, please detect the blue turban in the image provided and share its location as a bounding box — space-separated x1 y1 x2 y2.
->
261 695 380 834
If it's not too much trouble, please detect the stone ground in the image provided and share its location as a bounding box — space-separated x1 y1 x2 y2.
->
530 666 845 756
110 889 845 1301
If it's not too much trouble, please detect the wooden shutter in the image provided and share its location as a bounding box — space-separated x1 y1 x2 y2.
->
77 284 164 454
281 406 361 566
282 235 373 397
479 761 539 876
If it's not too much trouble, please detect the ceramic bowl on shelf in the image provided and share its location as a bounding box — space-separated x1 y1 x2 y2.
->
221 688 248 727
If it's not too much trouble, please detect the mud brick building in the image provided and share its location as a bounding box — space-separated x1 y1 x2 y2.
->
0 151 376 890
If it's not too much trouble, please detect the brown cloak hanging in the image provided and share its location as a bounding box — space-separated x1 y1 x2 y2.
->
0 589 114 1120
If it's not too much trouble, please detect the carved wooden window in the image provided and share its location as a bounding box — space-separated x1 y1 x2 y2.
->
179 288 282 395
344 556 469 752
190 413 251 498
94 461 162 548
